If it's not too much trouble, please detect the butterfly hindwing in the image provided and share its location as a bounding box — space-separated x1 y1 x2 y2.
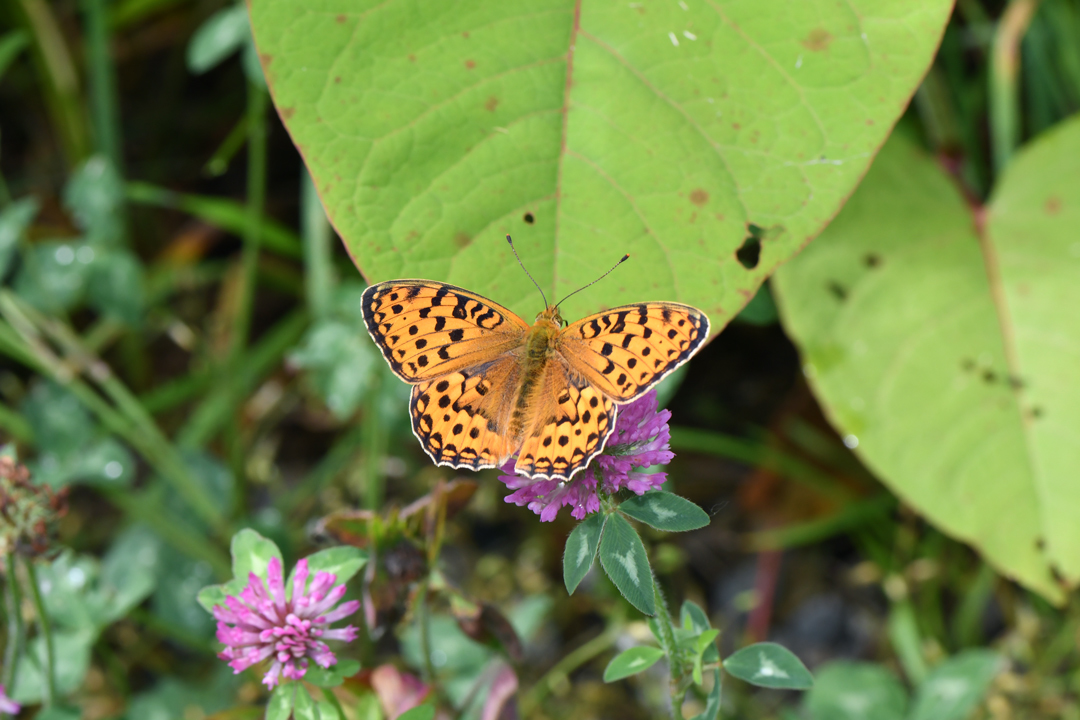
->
514 363 617 481
558 302 709 401
362 280 529 382
410 359 521 471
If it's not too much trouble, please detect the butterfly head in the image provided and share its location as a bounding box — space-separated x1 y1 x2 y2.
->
535 305 564 328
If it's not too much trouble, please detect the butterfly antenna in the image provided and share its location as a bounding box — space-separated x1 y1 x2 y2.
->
506 234 549 307
554 253 631 310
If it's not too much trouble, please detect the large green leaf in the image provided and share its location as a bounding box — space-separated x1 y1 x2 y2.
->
250 0 952 327
773 119 1080 601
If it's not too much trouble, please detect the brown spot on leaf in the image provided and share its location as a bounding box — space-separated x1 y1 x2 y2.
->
485 96 499 112
802 28 833 52
454 232 472 249
408 54 416 62
335 14 346 23
281 107 295 120
732 123 741 130
865 119 874 126
689 189 709 207
1046 196 1062 214
260 53 273 66
334 76 341 84
465 59 476 70
462 31 470 38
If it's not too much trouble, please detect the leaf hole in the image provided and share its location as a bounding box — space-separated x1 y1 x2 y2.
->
735 236 761 269
523 212 535 224
863 253 882 268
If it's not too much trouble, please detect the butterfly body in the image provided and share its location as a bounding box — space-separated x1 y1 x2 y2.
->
362 280 708 481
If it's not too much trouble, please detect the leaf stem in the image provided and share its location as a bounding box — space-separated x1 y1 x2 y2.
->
2 555 24 691
25 560 56 706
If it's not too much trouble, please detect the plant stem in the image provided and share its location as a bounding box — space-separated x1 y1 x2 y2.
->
301 168 334 319
82 0 123 171
2 555 24 691
229 82 269 364
990 0 1043 173
24 560 55 705
652 578 682 719
16 0 90 166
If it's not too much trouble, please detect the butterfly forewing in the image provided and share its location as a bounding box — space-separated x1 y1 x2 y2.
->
558 302 709 401
361 280 529 382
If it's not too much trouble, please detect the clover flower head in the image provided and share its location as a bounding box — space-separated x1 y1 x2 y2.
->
213 556 360 688
499 389 673 521
0 684 19 716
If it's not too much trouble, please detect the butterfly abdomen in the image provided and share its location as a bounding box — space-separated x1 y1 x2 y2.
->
509 318 561 437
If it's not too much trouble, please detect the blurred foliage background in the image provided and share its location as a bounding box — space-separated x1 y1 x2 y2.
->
0 0 1079 718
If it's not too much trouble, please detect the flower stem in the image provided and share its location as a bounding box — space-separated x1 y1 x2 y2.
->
25 560 55 705
652 578 681 720
1 555 24 691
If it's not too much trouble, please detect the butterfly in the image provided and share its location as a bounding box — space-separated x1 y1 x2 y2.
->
361 238 709 481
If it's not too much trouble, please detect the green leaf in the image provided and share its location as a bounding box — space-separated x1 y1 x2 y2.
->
11 628 95 702
723 642 813 690
230 528 284 582
909 650 1003 720
680 600 710 634
13 241 93 313
686 668 722 720
316 699 343 720
397 705 436 720
86 248 145 324
692 629 720 685
289 316 378 419
563 511 605 593
187 5 251 74
773 123 1080 601
287 546 367 594
603 645 666 682
804 662 907 720
99 525 160 624
63 156 124 245
0 196 39 277
292 684 318 720
598 513 655 615
266 681 296 720
619 491 709 532
153 544 217 637
249 0 953 330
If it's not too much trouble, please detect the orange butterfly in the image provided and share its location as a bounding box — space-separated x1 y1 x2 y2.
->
361 237 709 481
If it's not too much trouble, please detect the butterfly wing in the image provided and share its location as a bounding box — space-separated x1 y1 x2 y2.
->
558 302 709 401
361 280 529 382
410 357 522 471
513 360 617 481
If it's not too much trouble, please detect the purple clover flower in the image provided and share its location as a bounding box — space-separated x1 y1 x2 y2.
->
500 389 674 521
0 685 18 716
214 556 360 688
